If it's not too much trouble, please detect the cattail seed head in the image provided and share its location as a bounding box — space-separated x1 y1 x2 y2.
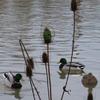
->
27 57 34 69
71 0 77 12
43 27 52 44
42 52 48 63
26 66 32 77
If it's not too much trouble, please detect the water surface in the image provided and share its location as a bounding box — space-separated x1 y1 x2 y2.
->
0 0 100 100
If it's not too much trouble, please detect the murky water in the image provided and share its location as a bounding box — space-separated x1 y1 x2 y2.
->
0 0 100 100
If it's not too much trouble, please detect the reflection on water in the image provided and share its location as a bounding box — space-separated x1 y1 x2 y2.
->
0 0 100 100
4 89 22 100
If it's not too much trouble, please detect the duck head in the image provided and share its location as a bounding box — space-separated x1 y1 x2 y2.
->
59 58 67 64
14 73 22 82
59 58 67 71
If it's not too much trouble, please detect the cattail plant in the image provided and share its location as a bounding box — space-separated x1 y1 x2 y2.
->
27 57 34 69
42 52 48 63
19 39 41 100
42 52 50 100
71 0 77 34
26 66 33 77
88 93 93 100
71 0 77 12
26 65 36 100
43 27 52 100
43 27 52 44
82 73 97 100
26 61 41 100
60 1 78 100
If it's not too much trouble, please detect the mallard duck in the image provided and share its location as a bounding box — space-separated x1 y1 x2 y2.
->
3 72 22 89
58 58 85 74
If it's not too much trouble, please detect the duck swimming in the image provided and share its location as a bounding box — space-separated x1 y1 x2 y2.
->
58 58 85 74
3 72 22 89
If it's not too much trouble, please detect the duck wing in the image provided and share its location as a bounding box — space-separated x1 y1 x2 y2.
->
67 62 85 68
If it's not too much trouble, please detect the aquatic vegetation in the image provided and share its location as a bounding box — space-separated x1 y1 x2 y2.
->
43 27 52 44
19 39 41 100
42 27 53 100
82 73 98 100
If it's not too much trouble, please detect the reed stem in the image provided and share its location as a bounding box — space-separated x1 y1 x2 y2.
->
19 40 28 67
30 77 42 100
19 39 30 59
47 44 52 100
60 11 76 100
29 78 36 100
45 63 50 100
19 39 41 100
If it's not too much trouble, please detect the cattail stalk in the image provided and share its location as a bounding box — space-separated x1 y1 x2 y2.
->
43 27 52 100
60 0 77 100
31 77 42 100
29 78 36 100
47 44 52 100
42 52 50 100
19 39 41 100
88 92 93 100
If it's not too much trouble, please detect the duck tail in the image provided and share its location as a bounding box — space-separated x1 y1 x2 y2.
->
4 73 10 82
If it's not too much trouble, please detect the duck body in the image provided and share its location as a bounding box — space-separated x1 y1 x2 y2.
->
11 82 22 89
3 72 22 89
59 58 85 75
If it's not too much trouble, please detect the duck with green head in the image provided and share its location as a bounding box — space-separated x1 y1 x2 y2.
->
4 72 22 89
59 58 85 73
